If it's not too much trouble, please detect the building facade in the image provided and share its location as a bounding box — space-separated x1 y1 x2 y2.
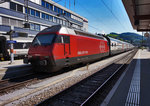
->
0 0 88 37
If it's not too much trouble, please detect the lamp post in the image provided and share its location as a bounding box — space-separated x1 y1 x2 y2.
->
24 0 30 28
9 26 15 64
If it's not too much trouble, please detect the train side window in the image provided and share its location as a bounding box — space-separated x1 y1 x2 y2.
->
61 36 64 43
63 36 70 43
55 35 62 43
55 35 70 44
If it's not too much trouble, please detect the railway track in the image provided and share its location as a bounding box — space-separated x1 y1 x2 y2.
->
0 72 53 94
37 49 137 106
0 73 37 94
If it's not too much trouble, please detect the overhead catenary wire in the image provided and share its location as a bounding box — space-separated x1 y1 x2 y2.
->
52 0 103 32
88 25 102 31
100 0 128 30
52 0 109 34
52 0 63 5
76 1 111 33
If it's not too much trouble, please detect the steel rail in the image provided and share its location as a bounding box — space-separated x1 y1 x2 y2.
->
80 50 137 105
0 73 37 93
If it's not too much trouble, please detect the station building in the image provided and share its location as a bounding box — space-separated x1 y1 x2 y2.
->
0 0 88 37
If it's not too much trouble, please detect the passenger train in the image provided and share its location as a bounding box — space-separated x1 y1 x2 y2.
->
0 36 32 61
24 25 134 72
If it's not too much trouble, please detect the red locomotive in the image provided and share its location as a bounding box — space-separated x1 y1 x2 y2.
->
24 25 133 72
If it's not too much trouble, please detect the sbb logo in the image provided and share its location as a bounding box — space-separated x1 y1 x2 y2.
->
99 42 105 52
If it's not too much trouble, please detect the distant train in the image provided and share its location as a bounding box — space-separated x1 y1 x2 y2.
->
24 25 134 72
0 36 33 61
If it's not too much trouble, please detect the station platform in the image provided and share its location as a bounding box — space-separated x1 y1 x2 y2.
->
0 59 24 67
102 49 150 106
0 60 31 79
0 59 28 71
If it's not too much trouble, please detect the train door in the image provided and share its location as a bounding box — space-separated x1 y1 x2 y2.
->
61 35 70 66
63 35 70 57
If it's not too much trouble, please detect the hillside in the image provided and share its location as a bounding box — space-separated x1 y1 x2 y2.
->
107 32 146 45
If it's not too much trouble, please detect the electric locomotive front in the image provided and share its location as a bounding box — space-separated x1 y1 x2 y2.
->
24 25 68 72
25 25 78 72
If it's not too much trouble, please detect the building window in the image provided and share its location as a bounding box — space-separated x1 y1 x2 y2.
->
58 8 62 14
49 4 53 10
36 11 40 18
42 13 45 19
57 8 60 13
46 2 49 9
10 2 16 11
30 23 35 30
68 13 71 18
2 17 9 26
25 7 30 14
30 9 35 16
49 15 53 21
54 7 63 13
35 24 40 31
63 20 66 25
66 21 69 26
60 19 62 24
54 17 57 23
64 11 71 18
10 18 17 26
60 9 62 13
54 6 57 12
41 0 45 7
18 20 23 28
64 11 66 16
45 14 49 20
56 18 60 23
17 4 23 12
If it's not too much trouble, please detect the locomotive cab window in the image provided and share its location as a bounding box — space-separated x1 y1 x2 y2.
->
55 35 70 44
32 34 56 46
55 35 64 43
63 35 70 43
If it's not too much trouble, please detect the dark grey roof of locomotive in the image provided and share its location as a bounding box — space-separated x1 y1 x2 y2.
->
74 30 105 40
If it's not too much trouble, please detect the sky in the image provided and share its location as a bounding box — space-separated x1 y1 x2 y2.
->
53 0 142 35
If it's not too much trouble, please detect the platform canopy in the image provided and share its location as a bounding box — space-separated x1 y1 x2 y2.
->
122 0 150 31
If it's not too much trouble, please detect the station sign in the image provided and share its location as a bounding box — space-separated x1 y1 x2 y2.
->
7 40 17 43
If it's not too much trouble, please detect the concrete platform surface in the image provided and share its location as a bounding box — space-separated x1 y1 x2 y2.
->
102 49 150 106
0 59 30 71
0 60 32 80
0 59 25 68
